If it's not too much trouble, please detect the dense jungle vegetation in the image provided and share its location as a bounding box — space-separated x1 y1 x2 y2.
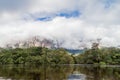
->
0 47 120 65
75 47 120 65
0 47 74 64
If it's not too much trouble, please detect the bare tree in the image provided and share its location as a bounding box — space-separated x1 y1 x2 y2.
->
91 38 102 49
56 39 64 48
6 44 13 49
14 43 20 48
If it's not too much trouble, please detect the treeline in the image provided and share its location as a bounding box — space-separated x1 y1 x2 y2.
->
0 47 120 65
75 47 120 65
0 47 74 64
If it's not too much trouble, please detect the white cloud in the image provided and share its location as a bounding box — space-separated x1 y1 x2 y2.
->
0 0 120 48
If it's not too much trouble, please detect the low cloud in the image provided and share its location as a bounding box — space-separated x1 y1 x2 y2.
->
0 0 120 48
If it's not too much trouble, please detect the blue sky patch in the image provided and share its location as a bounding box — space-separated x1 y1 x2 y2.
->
103 0 115 8
36 17 52 21
36 10 81 21
57 10 80 18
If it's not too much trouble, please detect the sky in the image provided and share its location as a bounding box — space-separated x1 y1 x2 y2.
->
0 0 120 49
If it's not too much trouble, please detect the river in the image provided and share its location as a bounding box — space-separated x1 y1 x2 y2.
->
0 64 119 80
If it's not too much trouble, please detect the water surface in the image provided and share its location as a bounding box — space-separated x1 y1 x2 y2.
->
0 64 119 80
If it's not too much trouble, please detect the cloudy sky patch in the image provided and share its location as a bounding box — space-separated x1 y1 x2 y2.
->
0 0 120 48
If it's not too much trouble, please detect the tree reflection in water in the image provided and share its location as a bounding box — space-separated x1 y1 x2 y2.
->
0 64 119 80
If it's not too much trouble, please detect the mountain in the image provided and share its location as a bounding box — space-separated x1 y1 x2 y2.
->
4 36 88 50
5 36 55 49
65 49 84 54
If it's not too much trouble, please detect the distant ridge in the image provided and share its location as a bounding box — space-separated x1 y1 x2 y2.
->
4 36 88 50
65 49 84 54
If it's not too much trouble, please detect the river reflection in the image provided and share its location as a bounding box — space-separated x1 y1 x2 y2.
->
0 64 119 80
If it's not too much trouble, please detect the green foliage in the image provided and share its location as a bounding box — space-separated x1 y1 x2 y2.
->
0 47 120 65
0 47 74 64
75 47 120 65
